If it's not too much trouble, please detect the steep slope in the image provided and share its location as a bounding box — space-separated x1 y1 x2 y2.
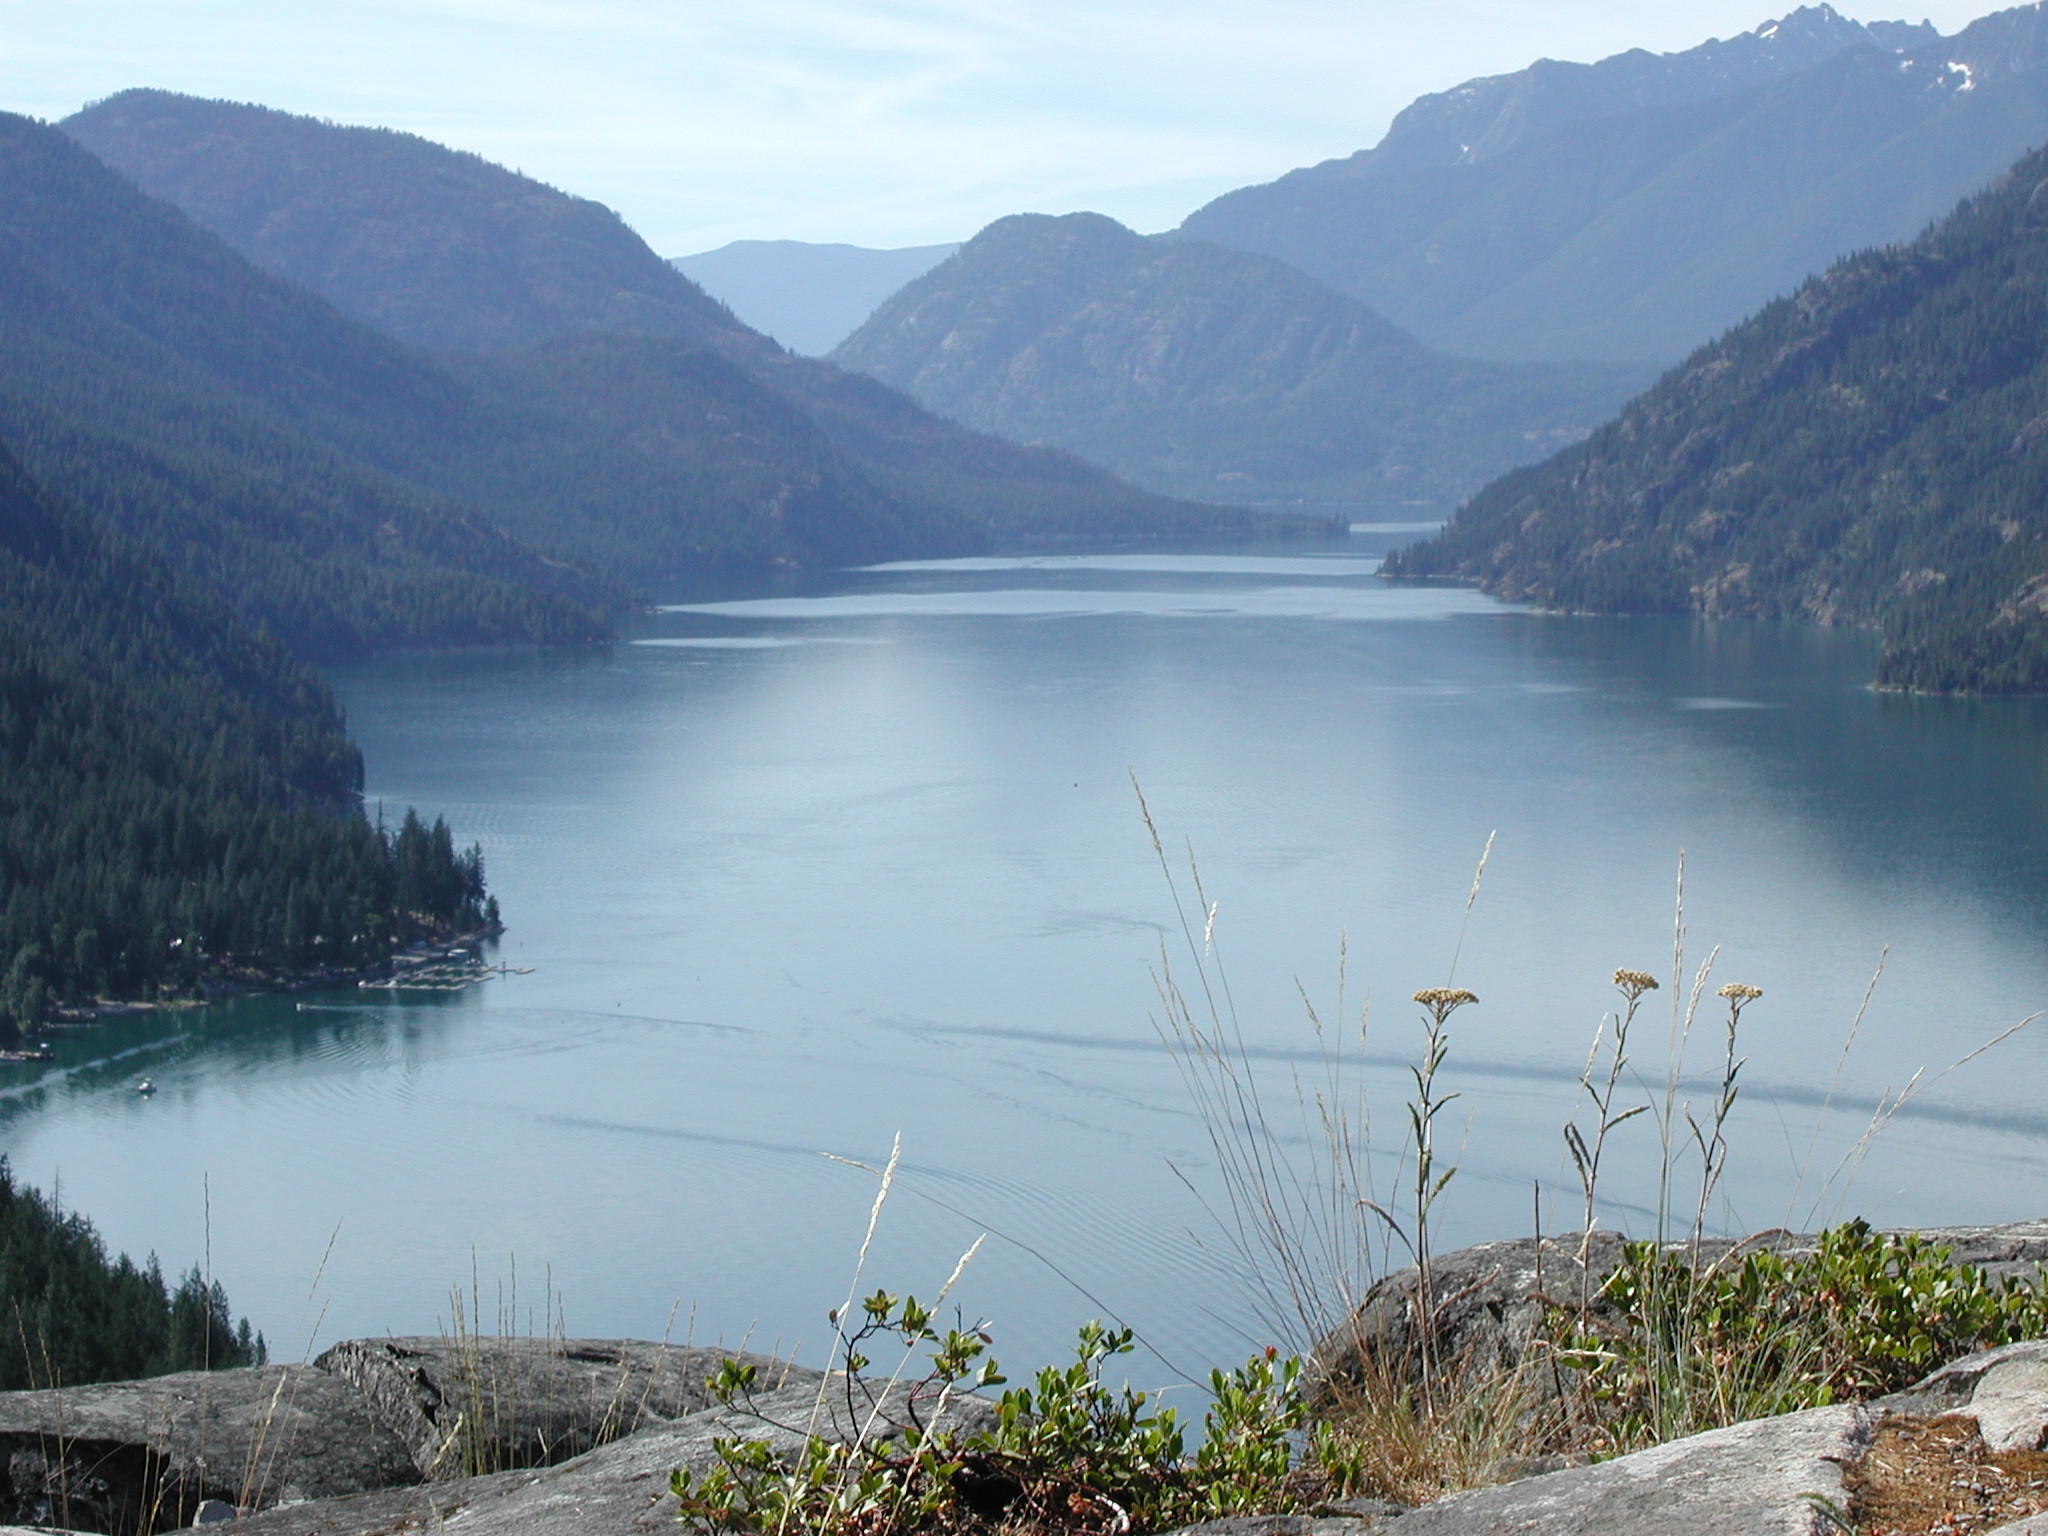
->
0 112 609 657
0 110 986 635
1179 5 2048 365
0 444 490 1018
672 240 960 356
832 212 1645 507
59 91 739 354
64 92 1259 545
1386 141 2048 694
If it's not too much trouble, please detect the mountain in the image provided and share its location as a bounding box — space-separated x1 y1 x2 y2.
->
832 212 1646 508
4 107 1001 638
0 112 615 658
0 443 490 1021
1386 139 2048 695
60 94 738 355
63 92 1268 547
673 240 960 355
1178 4 2048 365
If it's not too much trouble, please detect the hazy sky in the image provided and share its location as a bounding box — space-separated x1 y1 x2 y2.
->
0 0 2007 255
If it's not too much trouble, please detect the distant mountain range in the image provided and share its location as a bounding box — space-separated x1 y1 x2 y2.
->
64 91 1265 556
1388 138 2048 694
828 5 2048 509
673 240 960 356
1179 3 2048 365
832 212 1646 508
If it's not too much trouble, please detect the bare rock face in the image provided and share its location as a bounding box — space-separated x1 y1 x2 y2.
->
313 1336 804 1479
1378 1405 1872 1535
230 1377 995 1536
0 1341 805 1533
0 1364 415 1531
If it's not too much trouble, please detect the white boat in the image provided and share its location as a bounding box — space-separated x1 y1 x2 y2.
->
135 1078 155 1096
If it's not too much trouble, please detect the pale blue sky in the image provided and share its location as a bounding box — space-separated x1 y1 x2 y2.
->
0 0 2004 254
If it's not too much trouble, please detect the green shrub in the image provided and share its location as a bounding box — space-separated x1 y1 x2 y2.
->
671 1294 1305 1536
1558 1219 2048 1448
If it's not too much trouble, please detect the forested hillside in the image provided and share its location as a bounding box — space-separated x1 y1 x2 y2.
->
62 91 1282 548
0 113 608 658
0 445 491 1023
833 212 1643 507
0 110 1003 649
1387 140 2048 694
0 1159 262 1388
1179 4 2048 365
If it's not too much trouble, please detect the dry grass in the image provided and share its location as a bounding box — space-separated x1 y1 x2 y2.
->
1312 1352 1558 1508
1845 1415 2048 1535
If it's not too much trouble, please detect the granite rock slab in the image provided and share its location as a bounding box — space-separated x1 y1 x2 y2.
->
230 1377 995 1536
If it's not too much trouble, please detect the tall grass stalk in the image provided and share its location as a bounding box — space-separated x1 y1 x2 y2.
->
1396 987 1475 1409
1140 779 1399 1361
1563 970 1654 1313
1139 797 2047 1493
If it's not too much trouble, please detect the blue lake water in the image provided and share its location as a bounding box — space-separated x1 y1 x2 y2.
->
9 537 2048 1388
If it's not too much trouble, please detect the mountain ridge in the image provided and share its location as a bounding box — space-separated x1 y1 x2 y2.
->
63 91 1277 548
832 210 1646 508
0 110 616 658
1385 136 2048 694
1178 3 2048 364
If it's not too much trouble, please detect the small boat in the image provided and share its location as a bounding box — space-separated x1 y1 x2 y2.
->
135 1078 155 1097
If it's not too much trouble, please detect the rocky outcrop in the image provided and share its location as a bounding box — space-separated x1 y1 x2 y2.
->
0 1365 413 1531
231 1376 994 1536
313 1335 792 1478
1356 1404 1873 1534
13 1223 2048 1534
203 1335 2048 1536
0 1339 801 1533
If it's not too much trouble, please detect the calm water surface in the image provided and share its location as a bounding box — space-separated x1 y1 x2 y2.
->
11 539 2048 1384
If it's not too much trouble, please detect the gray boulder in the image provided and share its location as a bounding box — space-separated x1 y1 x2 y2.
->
1365 1404 1870 1534
0 1339 804 1533
0 1364 415 1531
230 1375 995 1536
1174 1518 1401 1536
314 1335 808 1478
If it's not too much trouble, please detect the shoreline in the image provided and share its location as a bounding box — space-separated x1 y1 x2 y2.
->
35 922 510 1036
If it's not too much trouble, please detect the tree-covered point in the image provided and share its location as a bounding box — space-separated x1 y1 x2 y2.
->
0 1159 261 1389
1387 138 2048 694
0 444 493 1030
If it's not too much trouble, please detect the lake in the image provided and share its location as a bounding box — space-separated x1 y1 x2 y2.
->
9 534 2048 1389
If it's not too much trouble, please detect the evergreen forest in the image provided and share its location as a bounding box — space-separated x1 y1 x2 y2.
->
0 445 490 1030
1389 138 2048 694
0 1159 262 1389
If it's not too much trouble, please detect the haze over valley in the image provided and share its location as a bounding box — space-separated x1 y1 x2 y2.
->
14 7 2048 1531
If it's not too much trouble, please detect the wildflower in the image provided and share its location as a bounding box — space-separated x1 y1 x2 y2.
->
1413 987 1478 1023
1412 987 1478 1008
1717 983 1763 1003
1613 968 1659 1002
